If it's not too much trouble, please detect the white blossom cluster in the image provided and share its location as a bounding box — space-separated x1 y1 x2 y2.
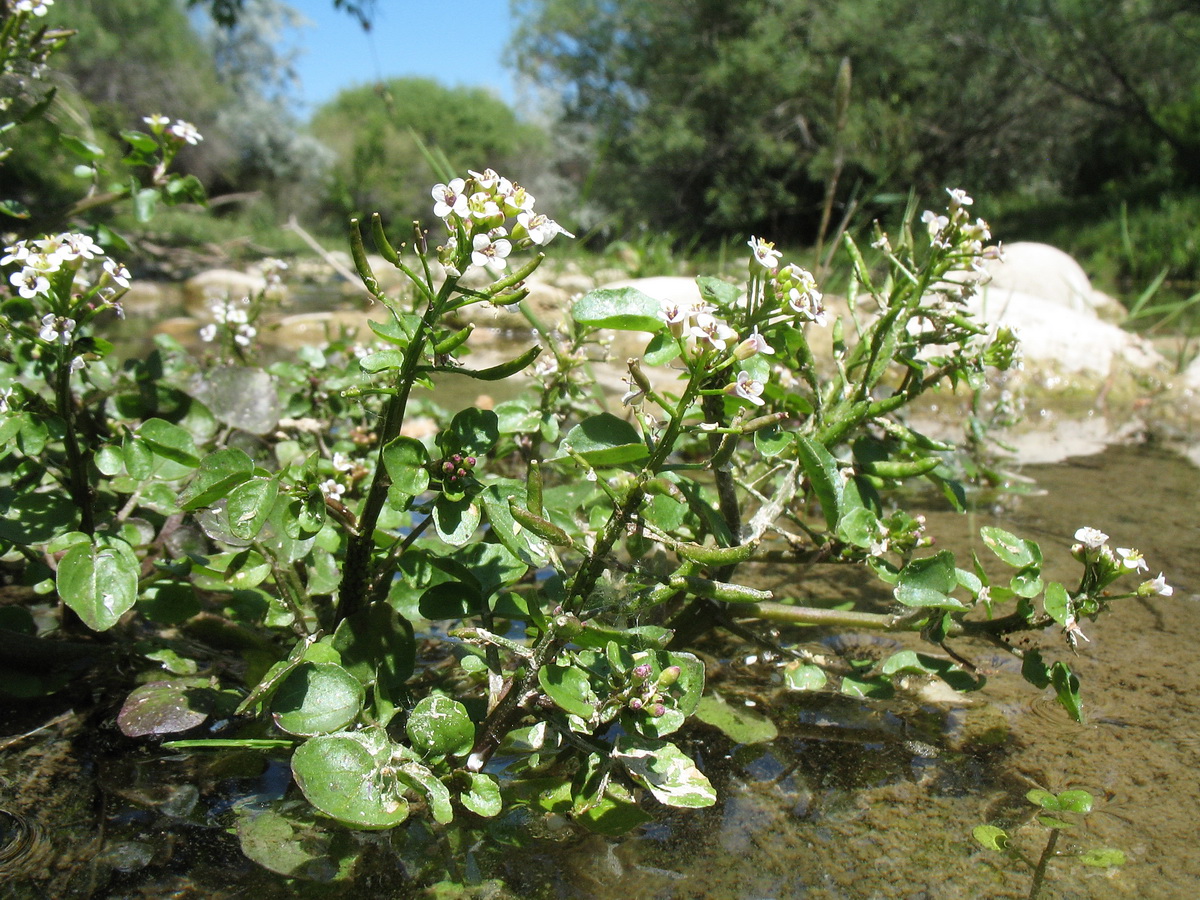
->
199 298 256 347
142 114 203 146
431 168 573 275
3 232 130 312
11 0 53 16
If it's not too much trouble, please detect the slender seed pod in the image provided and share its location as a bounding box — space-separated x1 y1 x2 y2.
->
484 252 545 297
670 575 772 603
434 323 475 356
526 460 544 516
860 457 941 479
670 538 758 566
370 213 400 266
349 219 380 295
507 497 572 546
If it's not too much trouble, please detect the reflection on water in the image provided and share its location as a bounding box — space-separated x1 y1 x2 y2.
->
1 445 1197 898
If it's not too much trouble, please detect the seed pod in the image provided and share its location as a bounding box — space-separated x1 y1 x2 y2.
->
348 219 380 295
670 575 772 604
370 213 400 266
671 538 758 566
643 476 685 503
484 252 545 297
709 430 739 470
860 457 941 479
526 459 544 516
740 411 788 433
507 497 572 546
434 323 475 355
657 665 681 687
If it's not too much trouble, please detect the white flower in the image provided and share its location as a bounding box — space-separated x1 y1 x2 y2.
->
59 232 101 261
466 191 501 221
1063 615 1090 649
734 330 775 360
432 178 468 220
198 323 217 342
167 120 203 145
725 371 765 407
102 258 131 288
38 314 75 345
503 184 536 216
921 209 950 237
470 233 511 270
1145 573 1173 597
332 452 353 473
11 267 50 299
1073 526 1108 550
234 323 256 347
143 114 170 130
787 285 827 326
1 241 32 266
319 479 346 499
1116 547 1149 573
517 211 573 246
687 313 738 352
946 188 974 208
468 168 502 190
14 0 53 16
69 355 85 373
747 236 782 271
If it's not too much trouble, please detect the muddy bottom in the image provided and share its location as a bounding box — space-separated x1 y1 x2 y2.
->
1 444 1196 899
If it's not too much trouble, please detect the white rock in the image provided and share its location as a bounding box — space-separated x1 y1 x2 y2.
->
982 242 1122 317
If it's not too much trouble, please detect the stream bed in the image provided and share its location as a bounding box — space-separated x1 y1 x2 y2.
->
1 442 1197 900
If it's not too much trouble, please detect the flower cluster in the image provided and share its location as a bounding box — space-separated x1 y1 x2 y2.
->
143 115 203 146
3 232 130 312
198 298 256 347
431 168 573 275
1069 525 1173 619
919 189 1002 300
12 0 53 16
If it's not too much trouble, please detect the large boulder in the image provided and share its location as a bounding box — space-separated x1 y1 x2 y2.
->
981 241 1124 319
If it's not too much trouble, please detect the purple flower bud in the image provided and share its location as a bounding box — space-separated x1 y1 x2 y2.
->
650 703 666 718
632 664 653 681
442 461 455 474
657 665 681 687
465 456 477 467
628 697 643 711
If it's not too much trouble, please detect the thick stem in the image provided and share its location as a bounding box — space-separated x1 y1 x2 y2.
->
56 350 94 536
1028 828 1059 900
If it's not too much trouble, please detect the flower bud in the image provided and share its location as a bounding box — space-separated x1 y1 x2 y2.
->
657 665 681 687
631 663 653 681
650 703 667 718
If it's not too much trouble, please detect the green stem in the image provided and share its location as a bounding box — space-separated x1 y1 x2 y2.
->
55 348 94 536
1028 828 1059 900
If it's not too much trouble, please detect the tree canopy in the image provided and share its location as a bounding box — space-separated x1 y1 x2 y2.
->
512 0 1200 240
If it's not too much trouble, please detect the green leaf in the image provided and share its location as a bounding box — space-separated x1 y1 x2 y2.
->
117 679 212 737
696 275 741 310
642 331 680 366
1079 848 1126 867
0 487 77 545
460 772 502 818
432 494 480 545
1021 648 1051 689
1026 788 1058 809
538 662 598 720
120 129 158 153
972 824 1010 853
693 693 777 744
393 760 454 824
406 695 474 758
894 551 965 609
754 422 793 458
57 535 140 631
795 435 843 530
836 506 879 548
292 734 409 829
1056 790 1094 813
359 349 405 373
1043 581 1072 626
614 736 716 808
138 418 200 468
980 526 1042 568
782 661 827 691
133 187 159 223
227 477 279 541
572 287 665 332
382 436 431 496
178 447 256 510
236 805 360 881
1009 565 1043 599
419 581 483 619
271 662 365 736
60 134 105 160
443 407 499 458
558 412 648 467
1050 660 1085 723
332 603 415 698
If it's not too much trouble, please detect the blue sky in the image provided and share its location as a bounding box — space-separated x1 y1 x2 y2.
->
282 0 517 117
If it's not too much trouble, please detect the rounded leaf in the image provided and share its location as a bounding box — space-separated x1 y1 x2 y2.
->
406 695 474 758
272 662 365 736
292 735 409 829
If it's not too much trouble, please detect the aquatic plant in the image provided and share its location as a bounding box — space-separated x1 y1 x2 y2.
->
0 3 1174 890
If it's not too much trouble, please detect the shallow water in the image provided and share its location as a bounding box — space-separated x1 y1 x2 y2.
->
1 444 1197 899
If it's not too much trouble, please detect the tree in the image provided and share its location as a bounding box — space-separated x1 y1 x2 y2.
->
511 0 1199 239
191 0 375 29
310 77 548 226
